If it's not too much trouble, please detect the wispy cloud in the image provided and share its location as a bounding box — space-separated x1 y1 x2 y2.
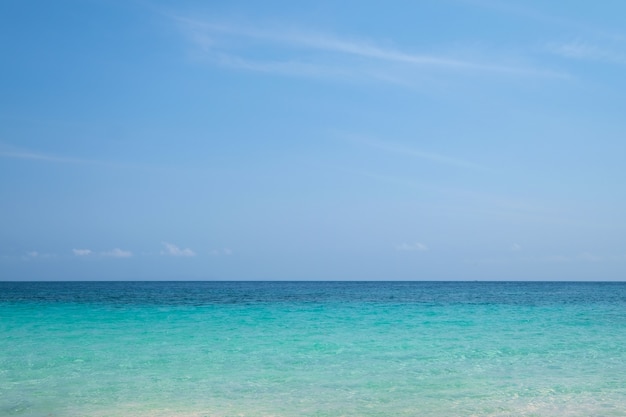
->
171 15 563 80
22 251 56 260
396 242 429 252
547 40 626 66
102 248 133 258
342 133 487 171
1 150 77 163
0 145 99 165
73 248 133 258
463 0 626 68
161 242 196 257
210 248 233 256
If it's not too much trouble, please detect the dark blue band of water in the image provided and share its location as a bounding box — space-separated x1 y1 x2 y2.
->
2 281 625 306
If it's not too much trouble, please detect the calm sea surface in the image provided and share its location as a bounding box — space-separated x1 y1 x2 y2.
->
1 281 625 416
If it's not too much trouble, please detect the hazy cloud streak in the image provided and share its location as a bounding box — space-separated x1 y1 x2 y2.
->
161 242 196 257
0 146 101 165
547 40 626 65
172 16 564 79
397 242 429 252
102 248 133 258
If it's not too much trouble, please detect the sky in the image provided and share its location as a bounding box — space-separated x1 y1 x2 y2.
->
1 0 626 281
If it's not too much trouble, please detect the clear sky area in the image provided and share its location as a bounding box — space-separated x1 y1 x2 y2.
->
1 0 625 281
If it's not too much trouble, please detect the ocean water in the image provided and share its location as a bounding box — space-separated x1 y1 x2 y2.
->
1 281 626 417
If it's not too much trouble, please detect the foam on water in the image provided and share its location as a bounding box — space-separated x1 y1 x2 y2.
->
1 281 625 416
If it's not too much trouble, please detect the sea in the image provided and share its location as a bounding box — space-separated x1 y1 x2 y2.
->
1 281 625 417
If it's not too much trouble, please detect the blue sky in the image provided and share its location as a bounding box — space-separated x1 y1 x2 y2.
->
1 0 626 280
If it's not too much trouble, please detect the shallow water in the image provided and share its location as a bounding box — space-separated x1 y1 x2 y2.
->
1 281 625 416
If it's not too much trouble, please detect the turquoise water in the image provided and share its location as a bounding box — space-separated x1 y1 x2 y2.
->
1 281 626 416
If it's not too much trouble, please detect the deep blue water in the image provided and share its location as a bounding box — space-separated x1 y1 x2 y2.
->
2 280 625 305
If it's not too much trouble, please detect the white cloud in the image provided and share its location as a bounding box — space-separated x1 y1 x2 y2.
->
172 16 563 80
0 145 98 165
548 40 599 59
547 40 626 65
22 251 56 260
396 242 429 252
511 243 522 251
211 248 233 256
161 242 196 257
0 150 71 162
102 248 133 258
73 249 92 256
